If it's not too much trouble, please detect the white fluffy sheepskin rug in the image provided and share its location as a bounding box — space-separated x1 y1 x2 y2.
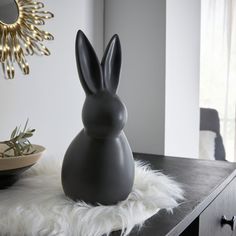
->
0 158 184 236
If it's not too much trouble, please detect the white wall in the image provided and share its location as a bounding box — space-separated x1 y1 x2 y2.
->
104 0 200 158
0 0 104 158
165 0 200 158
0 0 200 158
104 0 166 154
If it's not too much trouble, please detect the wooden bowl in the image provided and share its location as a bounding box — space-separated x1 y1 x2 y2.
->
0 144 45 189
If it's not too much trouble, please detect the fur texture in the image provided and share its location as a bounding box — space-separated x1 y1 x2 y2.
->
199 130 216 160
0 158 184 236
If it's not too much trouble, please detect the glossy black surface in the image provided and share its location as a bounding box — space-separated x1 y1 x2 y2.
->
0 0 19 25
61 30 134 205
0 165 33 189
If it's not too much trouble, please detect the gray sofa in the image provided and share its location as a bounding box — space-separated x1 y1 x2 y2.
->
200 108 226 161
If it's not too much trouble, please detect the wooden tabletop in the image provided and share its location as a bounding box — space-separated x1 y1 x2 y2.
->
112 153 236 236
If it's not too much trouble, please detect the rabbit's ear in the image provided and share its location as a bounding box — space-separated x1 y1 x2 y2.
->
75 30 103 95
101 34 121 93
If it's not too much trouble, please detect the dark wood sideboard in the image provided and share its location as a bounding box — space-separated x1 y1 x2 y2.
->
112 153 236 236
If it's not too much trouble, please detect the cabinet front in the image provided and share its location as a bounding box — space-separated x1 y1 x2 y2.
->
199 178 236 236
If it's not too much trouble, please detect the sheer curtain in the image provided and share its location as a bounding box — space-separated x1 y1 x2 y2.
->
200 0 236 161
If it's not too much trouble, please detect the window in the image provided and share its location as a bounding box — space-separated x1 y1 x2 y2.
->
200 0 236 161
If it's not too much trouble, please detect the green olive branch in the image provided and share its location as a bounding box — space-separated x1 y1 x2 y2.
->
0 119 36 158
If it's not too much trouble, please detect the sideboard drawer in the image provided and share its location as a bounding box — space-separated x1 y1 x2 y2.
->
199 177 236 236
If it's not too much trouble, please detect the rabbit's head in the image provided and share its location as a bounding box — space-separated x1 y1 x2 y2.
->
76 30 127 138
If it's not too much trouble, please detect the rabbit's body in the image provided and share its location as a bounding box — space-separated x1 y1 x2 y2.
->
62 129 134 205
62 30 135 205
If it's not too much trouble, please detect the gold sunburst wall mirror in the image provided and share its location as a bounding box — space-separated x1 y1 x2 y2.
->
0 0 54 79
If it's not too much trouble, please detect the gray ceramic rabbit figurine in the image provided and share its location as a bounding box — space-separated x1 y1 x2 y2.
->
61 30 134 205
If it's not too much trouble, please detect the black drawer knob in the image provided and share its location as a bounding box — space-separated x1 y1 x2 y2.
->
221 215 236 231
